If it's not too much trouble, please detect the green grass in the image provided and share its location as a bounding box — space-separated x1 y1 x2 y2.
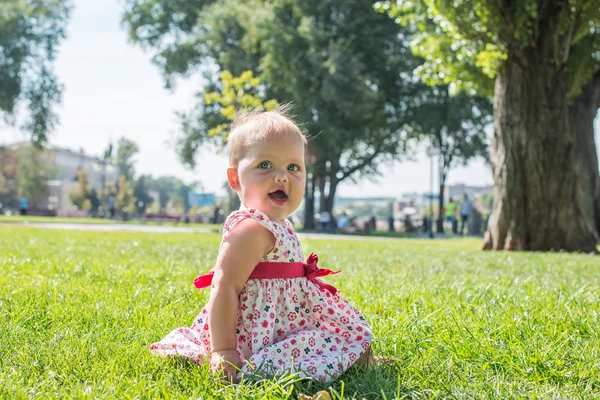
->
0 215 220 230
1 226 599 399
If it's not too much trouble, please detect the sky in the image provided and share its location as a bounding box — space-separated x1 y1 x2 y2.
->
3 0 599 198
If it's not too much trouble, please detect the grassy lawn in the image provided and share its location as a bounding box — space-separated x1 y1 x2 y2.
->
0 215 220 230
1 226 599 399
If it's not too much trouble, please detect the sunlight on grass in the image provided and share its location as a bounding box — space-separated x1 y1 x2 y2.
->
0 215 220 229
1 226 598 398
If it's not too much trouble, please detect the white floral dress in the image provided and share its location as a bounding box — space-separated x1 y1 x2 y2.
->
150 208 372 382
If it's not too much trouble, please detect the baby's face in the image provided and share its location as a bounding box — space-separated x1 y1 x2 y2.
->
232 134 306 222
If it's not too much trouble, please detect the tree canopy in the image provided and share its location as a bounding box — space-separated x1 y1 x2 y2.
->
116 137 139 181
0 0 71 144
122 0 427 220
377 0 600 98
379 0 600 251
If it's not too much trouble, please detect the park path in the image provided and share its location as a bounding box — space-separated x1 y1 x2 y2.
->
4 221 401 241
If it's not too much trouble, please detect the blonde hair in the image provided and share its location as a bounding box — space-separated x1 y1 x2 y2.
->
226 104 307 167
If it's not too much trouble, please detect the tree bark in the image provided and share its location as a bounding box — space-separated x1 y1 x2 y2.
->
437 174 446 233
569 71 600 238
483 50 599 252
325 157 340 214
303 172 316 230
317 173 326 213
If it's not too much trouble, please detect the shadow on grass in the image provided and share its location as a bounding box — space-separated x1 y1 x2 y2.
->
263 362 429 400
163 356 433 399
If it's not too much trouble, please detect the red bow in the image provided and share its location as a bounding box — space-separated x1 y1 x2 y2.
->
193 271 214 289
303 253 340 295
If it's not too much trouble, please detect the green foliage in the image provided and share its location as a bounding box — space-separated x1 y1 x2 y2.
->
2 228 600 397
377 0 600 97
203 70 279 139
116 137 139 181
115 175 136 216
147 175 183 211
407 85 492 179
69 169 93 211
99 182 117 212
133 175 153 215
15 146 57 206
88 188 100 214
0 0 71 144
103 141 114 162
123 0 425 181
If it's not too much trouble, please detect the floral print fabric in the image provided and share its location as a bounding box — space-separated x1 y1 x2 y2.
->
150 209 372 382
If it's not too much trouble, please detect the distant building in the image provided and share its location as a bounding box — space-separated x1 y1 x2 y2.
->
0 142 118 212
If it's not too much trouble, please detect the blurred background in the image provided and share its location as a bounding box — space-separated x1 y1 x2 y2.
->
1 0 599 244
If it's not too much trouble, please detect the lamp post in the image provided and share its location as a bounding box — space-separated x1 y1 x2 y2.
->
426 145 440 239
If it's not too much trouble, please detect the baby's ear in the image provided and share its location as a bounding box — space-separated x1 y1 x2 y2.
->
227 167 240 191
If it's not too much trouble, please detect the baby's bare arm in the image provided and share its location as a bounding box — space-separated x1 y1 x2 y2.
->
208 219 274 354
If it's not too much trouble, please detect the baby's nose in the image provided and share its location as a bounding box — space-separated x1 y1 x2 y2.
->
275 172 288 182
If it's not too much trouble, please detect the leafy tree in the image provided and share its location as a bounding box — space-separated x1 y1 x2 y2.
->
204 71 279 137
101 141 114 189
122 0 426 229
88 188 100 215
100 182 117 215
379 0 600 252
103 142 114 162
147 176 182 212
16 146 57 207
0 147 17 208
176 69 278 166
0 172 7 211
133 174 153 215
408 86 493 231
115 175 136 220
0 0 71 144
116 137 139 181
70 169 92 211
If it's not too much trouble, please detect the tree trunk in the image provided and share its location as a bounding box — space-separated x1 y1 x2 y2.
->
326 176 339 214
569 71 600 238
303 172 316 230
325 158 340 214
483 50 599 252
317 173 326 213
437 175 446 233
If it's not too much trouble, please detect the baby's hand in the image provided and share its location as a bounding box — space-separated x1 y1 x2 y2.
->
209 349 242 383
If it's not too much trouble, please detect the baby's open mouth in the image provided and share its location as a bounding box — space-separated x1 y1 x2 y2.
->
268 190 288 202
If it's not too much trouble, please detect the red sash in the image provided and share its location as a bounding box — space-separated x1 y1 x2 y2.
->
193 253 340 295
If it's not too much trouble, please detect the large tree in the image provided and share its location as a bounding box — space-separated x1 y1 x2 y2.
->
122 0 425 228
381 0 600 252
147 176 184 213
0 0 71 144
16 146 57 207
70 169 92 211
133 174 153 216
116 137 139 181
0 147 18 208
115 175 136 220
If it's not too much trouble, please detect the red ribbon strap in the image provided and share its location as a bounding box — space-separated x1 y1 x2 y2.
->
193 252 340 294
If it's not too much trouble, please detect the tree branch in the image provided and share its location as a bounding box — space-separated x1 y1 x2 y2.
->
339 142 386 182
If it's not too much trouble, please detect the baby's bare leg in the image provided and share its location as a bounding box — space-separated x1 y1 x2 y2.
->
355 345 373 368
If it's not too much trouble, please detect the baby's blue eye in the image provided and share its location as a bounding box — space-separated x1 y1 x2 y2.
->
288 164 299 171
259 161 272 169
